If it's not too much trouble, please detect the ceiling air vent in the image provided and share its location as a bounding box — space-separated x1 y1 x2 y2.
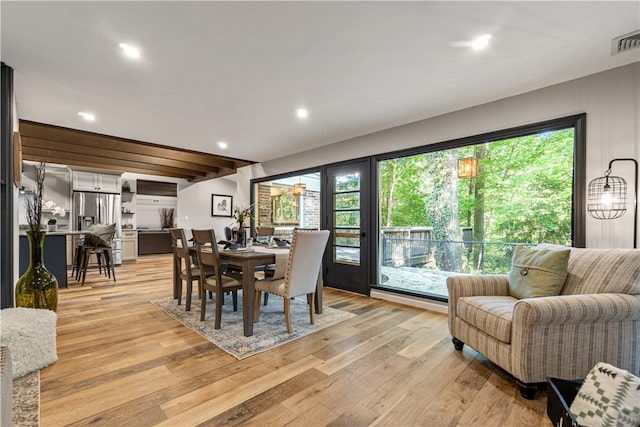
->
611 30 640 55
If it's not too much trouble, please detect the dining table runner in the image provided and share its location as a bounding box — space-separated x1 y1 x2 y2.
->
252 246 289 279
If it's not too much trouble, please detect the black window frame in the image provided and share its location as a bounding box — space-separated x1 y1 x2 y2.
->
370 114 586 301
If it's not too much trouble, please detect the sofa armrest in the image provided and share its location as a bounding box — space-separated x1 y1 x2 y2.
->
511 293 640 383
446 275 510 299
513 293 640 327
447 275 510 338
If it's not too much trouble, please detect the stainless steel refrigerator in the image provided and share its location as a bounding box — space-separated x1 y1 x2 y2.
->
72 191 122 264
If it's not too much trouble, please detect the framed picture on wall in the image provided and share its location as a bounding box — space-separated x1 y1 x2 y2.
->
212 194 233 217
271 192 299 225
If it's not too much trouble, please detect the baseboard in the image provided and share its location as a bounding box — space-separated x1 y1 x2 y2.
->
370 289 448 314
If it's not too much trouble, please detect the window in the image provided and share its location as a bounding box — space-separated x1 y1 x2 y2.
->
375 115 585 300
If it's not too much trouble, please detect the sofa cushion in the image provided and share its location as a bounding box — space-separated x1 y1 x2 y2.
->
457 296 517 343
537 244 640 295
508 246 570 299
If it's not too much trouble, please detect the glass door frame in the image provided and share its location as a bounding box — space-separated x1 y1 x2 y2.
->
321 157 375 295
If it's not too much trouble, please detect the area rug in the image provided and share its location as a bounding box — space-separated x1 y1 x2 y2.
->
151 293 355 360
13 370 40 426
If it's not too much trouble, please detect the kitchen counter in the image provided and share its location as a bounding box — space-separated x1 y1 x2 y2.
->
19 230 85 236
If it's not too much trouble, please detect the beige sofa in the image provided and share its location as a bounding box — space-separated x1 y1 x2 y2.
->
447 244 640 398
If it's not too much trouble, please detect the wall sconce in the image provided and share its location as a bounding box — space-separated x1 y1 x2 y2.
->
458 157 478 179
587 158 638 248
293 183 307 196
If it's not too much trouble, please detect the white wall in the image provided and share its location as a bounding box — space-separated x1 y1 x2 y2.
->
176 176 237 241
238 63 640 249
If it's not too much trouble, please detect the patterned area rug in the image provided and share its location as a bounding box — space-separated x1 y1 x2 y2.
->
13 370 40 426
151 293 355 360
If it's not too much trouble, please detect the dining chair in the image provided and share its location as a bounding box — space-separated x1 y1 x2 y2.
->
253 229 330 333
191 229 243 327
255 226 275 244
254 226 276 304
170 228 205 311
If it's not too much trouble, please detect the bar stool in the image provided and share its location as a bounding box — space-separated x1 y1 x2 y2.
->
77 224 116 285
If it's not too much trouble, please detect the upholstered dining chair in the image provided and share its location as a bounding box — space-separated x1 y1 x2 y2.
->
253 229 330 333
170 228 205 311
191 229 243 327
253 226 276 304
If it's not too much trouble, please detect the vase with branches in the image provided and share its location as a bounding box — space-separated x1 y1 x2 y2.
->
160 208 175 229
16 162 58 311
232 204 254 245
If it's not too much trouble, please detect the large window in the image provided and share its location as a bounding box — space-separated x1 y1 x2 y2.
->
376 116 585 300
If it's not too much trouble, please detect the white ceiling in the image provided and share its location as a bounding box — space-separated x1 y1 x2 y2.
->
2 1 639 164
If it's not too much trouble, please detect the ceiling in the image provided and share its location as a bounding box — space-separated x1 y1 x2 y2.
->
2 1 639 170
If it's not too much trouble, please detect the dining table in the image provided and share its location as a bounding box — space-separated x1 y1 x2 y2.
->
179 244 323 337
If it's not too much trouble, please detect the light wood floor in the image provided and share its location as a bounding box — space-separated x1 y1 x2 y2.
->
41 254 553 426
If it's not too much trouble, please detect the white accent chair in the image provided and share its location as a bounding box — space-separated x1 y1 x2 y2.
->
253 229 330 333
448 244 640 399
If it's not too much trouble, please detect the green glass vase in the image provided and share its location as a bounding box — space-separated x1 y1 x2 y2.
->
15 230 58 311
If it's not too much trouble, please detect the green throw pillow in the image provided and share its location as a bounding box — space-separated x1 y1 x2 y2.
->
508 245 570 299
569 362 640 427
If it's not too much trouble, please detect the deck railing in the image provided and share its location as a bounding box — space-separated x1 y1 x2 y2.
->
381 235 534 275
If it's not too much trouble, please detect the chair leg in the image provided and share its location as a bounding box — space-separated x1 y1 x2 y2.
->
254 290 262 322
263 293 269 305
186 278 192 311
516 380 537 400
214 291 223 329
80 248 90 285
284 298 292 333
308 292 315 326
177 277 183 305
232 290 238 312
108 249 116 282
200 286 207 321
452 337 465 351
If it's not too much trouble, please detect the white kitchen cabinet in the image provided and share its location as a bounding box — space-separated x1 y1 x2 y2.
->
122 230 138 262
22 165 71 212
73 171 121 193
43 168 71 211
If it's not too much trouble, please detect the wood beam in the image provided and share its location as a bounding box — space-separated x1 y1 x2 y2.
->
18 120 254 181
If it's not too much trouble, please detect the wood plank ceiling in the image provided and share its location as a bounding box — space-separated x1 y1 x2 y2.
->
18 120 254 181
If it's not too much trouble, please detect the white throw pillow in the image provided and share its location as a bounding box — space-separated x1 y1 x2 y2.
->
569 362 640 427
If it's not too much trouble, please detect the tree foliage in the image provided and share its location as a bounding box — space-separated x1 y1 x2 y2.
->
379 128 574 272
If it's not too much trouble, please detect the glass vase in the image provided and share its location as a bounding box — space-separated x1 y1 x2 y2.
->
15 230 58 311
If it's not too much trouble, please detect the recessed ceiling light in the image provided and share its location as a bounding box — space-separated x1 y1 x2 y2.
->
119 42 141 59
471 34 492 50
217 141 228 149
296 108 309 119
78 112 95 121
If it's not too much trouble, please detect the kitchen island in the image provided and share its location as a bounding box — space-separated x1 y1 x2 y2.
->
18 231 83 288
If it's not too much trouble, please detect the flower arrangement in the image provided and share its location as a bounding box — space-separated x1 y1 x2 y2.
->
43 200 66 225
24 162 46 233
233 204 254 228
